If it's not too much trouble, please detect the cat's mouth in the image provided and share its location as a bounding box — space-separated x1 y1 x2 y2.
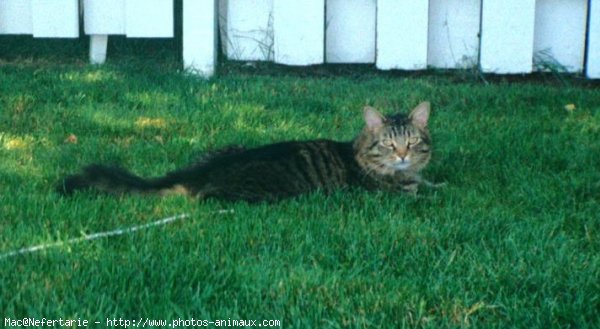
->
392 160 411 170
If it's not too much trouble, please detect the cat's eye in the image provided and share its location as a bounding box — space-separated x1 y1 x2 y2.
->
380 139 395 148
408 137 420 145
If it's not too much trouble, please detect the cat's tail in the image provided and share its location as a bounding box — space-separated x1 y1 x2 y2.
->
56 164 185 196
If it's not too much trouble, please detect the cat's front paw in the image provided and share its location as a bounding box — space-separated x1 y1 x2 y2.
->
422 180 447 189
401 183 419 196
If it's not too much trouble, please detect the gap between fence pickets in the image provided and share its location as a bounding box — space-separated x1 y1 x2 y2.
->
0 210 234 260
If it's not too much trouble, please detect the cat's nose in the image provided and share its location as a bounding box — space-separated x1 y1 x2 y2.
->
396 148 408 160
395 154 408 163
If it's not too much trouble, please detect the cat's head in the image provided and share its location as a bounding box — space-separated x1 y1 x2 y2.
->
354 102 431 175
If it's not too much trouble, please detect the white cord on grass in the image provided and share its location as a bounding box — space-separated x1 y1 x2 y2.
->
0 210 233 260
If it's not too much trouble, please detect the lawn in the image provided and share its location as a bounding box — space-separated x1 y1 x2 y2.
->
1 38 599 328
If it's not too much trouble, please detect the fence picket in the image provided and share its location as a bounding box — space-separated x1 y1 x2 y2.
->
376 0 429 70
183 0 217 77
221 0 273 61
587 0 600 78
83 0 126 35
326 0 376 63
0 0 32 34
31 0 79 38
480 0 536 74
89 35 108 65
427 0 480 69
125 0 173 38
534 0 587 73
273 0 325 65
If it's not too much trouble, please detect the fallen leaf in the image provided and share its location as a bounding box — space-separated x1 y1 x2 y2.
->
564 104 576 112
135 117 167 129
4 138 27 150
64 134 78 144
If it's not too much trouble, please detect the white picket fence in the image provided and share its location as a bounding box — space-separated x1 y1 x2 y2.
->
1 0 599 79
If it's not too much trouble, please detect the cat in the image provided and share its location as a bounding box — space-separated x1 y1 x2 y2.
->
57 102 436 203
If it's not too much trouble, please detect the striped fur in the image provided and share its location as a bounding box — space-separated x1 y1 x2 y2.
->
58 102 433 202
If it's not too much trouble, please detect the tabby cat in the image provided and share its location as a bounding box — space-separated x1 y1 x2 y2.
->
58 102 435 202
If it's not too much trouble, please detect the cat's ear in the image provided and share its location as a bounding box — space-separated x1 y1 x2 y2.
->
409 101 430 129
363 106 385 131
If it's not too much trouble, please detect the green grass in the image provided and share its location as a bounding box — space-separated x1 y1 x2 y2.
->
1 42 600 328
